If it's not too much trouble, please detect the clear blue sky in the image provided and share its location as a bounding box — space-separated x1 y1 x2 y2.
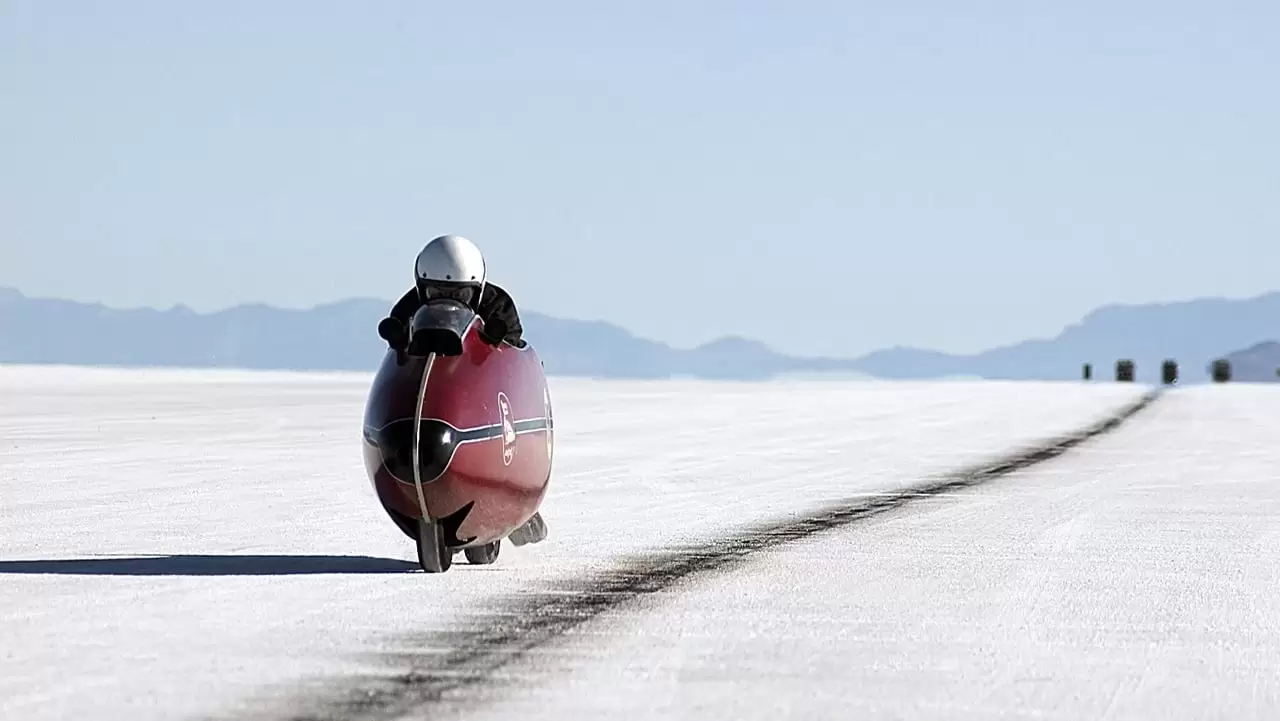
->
3 1 1278 357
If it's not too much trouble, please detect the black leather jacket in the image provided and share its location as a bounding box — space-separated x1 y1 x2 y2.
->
386 282 525 347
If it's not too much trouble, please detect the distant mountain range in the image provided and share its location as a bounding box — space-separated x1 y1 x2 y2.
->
0 287 866 381
2 286 1278 382
857 292 1280 384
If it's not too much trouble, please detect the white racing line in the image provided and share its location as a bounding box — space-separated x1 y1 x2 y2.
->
0 365 1152 720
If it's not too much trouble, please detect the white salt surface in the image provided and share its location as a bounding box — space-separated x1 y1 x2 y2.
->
452 384 1280 721
0 365 1147 720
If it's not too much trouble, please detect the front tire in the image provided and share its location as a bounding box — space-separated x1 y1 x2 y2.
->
416 518 453 573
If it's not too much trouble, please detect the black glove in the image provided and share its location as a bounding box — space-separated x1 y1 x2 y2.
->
377 317 407 350
477 317 509 347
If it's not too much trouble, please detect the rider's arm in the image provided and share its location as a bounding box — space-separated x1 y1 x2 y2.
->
478 283 525 347
388 287 420 324
378 287 420 350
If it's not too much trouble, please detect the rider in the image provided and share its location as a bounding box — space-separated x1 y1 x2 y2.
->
377 234 526 350
376 235 548 548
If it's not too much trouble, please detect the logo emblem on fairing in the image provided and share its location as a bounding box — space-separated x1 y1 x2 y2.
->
498 391 516 465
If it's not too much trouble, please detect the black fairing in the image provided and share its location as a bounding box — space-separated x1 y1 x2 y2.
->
406 300 476 357
364 418 462 484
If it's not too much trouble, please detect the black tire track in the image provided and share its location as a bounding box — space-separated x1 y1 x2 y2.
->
276 390 1161 721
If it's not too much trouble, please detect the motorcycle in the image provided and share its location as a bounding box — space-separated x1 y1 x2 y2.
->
360 300 554 572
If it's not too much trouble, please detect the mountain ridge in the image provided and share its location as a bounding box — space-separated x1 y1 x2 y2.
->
4 286 1280 383
0 287 866 381
857 291 1280 383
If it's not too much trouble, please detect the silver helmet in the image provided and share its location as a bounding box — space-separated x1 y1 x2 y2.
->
414 234 486 308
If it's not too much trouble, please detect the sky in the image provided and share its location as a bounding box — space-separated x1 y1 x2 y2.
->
3 1 1278 357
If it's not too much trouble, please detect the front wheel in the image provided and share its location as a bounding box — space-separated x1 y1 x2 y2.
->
463 540 500 565
416 518 453 573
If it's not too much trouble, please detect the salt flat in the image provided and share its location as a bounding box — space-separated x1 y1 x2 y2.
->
450 384 1280 721
0 365 1147 720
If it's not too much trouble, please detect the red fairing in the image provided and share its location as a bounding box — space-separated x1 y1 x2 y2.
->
361 317 553 548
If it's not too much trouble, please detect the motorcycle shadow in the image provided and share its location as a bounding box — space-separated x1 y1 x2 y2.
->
0 553 420 576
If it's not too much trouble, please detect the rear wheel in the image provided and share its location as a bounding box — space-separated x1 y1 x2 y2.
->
463 540 501 565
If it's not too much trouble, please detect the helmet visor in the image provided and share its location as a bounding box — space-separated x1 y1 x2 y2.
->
419 281 479 307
